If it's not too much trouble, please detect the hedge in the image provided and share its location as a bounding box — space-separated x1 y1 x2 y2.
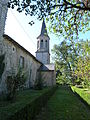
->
1 86 57 120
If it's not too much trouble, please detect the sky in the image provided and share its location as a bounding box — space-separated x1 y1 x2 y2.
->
5 9 61 57
5 8 90 61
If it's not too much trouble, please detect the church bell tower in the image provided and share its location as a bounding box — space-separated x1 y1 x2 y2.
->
36 20 50 64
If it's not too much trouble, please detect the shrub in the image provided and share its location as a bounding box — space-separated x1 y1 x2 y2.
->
6 68 27 100
7 86 57 120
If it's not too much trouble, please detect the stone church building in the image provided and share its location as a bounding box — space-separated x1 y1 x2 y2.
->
0 0 56 93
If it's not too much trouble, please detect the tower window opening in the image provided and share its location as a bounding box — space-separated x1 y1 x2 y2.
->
45 40 47 48
41 40 43 48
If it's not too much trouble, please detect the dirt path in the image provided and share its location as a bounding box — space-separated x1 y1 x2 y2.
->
34 86 90 120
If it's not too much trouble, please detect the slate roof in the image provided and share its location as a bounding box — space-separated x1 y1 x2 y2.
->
37 20 49 39
41 20 47 35
38 64 55 71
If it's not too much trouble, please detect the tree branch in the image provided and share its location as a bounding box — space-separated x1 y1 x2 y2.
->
63 0 90 11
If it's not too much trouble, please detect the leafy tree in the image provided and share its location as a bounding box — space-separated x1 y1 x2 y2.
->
52 39 90 87
75 40 90 87
52 40 78 84
8 0 90 39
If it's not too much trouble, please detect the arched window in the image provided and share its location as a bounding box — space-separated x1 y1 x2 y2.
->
19 56 24 68
41 39 43 48
45 40 47 48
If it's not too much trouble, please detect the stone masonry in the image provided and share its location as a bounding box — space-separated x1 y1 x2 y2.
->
0 0 9 54
0 35 42 93
0 1 56 93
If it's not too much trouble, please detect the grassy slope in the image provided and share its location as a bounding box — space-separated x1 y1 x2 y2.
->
35 86 90 120
0 88 50 120
71 86 90 105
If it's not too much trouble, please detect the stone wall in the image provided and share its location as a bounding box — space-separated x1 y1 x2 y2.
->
0 0 56 93
0 0 9 54
0 35 42 93
41 71 56 86
36 52 50 64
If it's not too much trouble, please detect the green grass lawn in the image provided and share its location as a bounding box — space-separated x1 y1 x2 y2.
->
0 88 50 120
71 86 90 105
35 86 90 120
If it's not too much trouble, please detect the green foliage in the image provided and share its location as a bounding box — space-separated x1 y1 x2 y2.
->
52 40 90 87
8 0 90 40
0 54 5 81
0 87 57 120
52 40 78 84
56 75 71 85
6 68 27 100
74 40 90 87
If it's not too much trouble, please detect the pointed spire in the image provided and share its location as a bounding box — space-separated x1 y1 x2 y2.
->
37 19 50 39
40 19 48 36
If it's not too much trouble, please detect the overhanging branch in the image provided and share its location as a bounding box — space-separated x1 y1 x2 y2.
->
63 0 90 11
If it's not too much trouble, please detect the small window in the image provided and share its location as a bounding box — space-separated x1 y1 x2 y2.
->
12 46 16 53
41 40 43 48
45 40 47 48
19 56 24 68
13 47 15 51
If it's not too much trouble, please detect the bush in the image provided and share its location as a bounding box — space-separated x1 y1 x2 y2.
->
0 86 57 120
9 86 57 120
6 68 27 100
